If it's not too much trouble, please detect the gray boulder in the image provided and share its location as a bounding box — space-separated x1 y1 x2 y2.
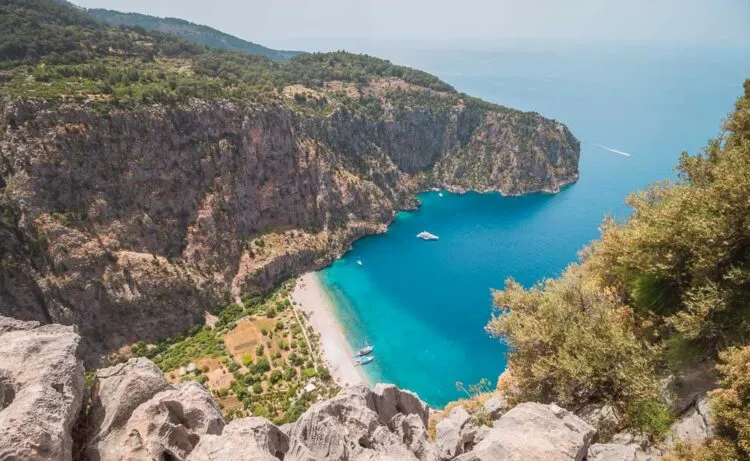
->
577 403 621 440
588 443 637 461
187 417 318 461
455 402 596 461
668 395 714 445
482 395 507 421
85 358 223 460
284 384 436 461
0 318 84 461
370 383 431 427
392 413 439 461
436 406 472 460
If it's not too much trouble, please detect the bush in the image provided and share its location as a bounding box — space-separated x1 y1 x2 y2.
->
628 397 674 440
252 358 270 373
242 354 253 367
302 368 317 379
487 265 660 413
253 382 263 394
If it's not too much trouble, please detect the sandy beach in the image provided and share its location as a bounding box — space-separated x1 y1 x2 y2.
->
292 272 367 386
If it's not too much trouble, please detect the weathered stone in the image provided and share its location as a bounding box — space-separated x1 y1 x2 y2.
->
456 402 596 461
392 413 439 461
577 403 621 440
86 358 223 460
284 385 434 461
662 363 717 415
482 395 507 421
0 316 40 334
588 443 637 461
436 406 472 460
668 395 714 445
0 318 84 461
370 383 431 427
187 417 318 461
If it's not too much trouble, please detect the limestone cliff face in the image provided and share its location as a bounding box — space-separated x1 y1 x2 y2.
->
0 93 579 362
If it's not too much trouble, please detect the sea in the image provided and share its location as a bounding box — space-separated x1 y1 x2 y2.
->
315 42 750 407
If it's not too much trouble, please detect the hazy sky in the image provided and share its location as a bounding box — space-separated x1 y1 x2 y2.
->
72 0 750 50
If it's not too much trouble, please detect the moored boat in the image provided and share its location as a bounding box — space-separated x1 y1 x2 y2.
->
357 356 374 366
417 231 439 241
357 345 373 356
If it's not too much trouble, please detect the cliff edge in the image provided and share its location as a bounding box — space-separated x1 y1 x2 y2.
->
0 0 580 361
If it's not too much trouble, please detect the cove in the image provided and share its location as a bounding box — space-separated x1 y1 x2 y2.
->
318 43 750 407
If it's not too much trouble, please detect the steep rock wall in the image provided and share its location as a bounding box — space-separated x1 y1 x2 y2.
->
0 97 579 362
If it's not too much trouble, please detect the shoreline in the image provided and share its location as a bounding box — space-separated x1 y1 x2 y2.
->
291 272 368 387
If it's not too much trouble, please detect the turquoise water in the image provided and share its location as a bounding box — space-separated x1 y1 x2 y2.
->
319 44 750 407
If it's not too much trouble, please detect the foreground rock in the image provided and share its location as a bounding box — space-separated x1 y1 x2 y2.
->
0 316 84 461
85 358 224 460
188 417 317 461
284 384 436 461
587 443 637 461
455 403 596 461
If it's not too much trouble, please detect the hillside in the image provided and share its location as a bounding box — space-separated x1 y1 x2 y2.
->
85 8 302 61
0 0 580 363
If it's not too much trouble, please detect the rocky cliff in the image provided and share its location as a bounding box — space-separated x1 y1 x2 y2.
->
0 316 710 461
0 85 579 362
0 0 580 362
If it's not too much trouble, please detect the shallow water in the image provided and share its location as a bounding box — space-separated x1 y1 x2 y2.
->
318 44 750 406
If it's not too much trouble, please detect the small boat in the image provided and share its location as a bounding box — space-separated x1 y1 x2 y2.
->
417 231 439 241
357 356 374 366
356 345 373 357
357 259 363 266
438 192 444 197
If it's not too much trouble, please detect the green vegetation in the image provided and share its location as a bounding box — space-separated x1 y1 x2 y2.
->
0 0 520 127
85 9 301 61
130 280 338 424
1 0 455 104
487 80 750 441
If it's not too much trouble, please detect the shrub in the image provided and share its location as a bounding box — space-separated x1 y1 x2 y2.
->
302 368 317 379
487 265 660 413
252 359 270 373
269 370 282 384
628 397 674 440
253 382 263 394
242 354 253 367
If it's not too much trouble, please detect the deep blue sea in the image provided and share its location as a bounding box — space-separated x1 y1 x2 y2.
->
317 43 750 407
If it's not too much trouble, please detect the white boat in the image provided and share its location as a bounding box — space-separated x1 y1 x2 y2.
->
357 259 363 266
438 192 444 197
356 345 373 356
356 356 374 366
417 231 439 241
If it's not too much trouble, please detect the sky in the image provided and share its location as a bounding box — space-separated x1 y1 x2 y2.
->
71 0 750 51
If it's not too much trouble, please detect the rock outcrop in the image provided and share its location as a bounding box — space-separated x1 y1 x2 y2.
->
84 358 224 461
283 384 436 461
587 443 638 461
0 94 579 363
0 334 720 461
187 417 317 461
0 316 84 461
454 403 596 461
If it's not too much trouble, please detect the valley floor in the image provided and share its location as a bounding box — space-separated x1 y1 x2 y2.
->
292 272 367 387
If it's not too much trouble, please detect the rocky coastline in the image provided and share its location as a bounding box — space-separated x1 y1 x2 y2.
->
0 96 580 364
0 315 712 461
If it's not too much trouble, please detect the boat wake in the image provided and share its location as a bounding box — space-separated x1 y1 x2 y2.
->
591 142 632 157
